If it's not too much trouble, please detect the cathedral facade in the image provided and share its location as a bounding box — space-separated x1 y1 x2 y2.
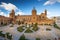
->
9 8 54 25
0 8 54 26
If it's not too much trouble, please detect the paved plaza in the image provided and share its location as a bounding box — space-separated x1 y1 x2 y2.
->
0 24 60 40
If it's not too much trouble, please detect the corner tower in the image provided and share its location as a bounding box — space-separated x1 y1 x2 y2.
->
45 9 47 15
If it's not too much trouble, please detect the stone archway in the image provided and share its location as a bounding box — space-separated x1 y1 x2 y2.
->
1 22 3 25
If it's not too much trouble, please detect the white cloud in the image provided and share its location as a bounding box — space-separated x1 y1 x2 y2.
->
0 11 4 16
0 2 25 17
46 10 60 18
44 0 60 5
4 14 9 17
57 0 60 2
0 10 9 17
15 9 25 15
0 2 18 11
16 11 24 15
47 11 52 17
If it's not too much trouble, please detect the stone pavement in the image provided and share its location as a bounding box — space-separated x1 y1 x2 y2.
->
0 24 60 40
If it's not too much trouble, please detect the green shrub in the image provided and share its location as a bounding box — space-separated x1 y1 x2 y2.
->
25 28 33 33
32 27 38 31
36 38 41 40
19 34 28 40
3 23 7 26
6 32 12 40
54 22 60 30
32 23 39 31
46 28 51 31
0 31 5 37
17 26 24 32
47 39 51 40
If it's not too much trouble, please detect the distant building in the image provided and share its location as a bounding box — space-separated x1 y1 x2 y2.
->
0 7 54 26
54 16 60 27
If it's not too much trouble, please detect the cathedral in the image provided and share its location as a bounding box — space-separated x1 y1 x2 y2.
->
0 8 54 26
9 8 54 25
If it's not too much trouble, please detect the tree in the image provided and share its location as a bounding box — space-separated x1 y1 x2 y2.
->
32 23 39 31
53 22 60 30
6 32 12 40
36 38 41 40
0 31 5 37
19 34 28 40
18 21 21 25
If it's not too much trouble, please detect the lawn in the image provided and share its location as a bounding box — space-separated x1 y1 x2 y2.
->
25 28 33 33
17 26 25 32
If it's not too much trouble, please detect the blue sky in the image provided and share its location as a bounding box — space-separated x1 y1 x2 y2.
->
0 0 60 17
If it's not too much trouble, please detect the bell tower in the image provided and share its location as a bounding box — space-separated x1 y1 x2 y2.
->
32 7 37 16
32 7 37 23
9 9 15 19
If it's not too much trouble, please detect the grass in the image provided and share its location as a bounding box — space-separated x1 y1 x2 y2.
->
32 27 38 31
17 26 25 32
32 25 39 31
32 23 39 31
17 23 39 33
25 28 33 33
